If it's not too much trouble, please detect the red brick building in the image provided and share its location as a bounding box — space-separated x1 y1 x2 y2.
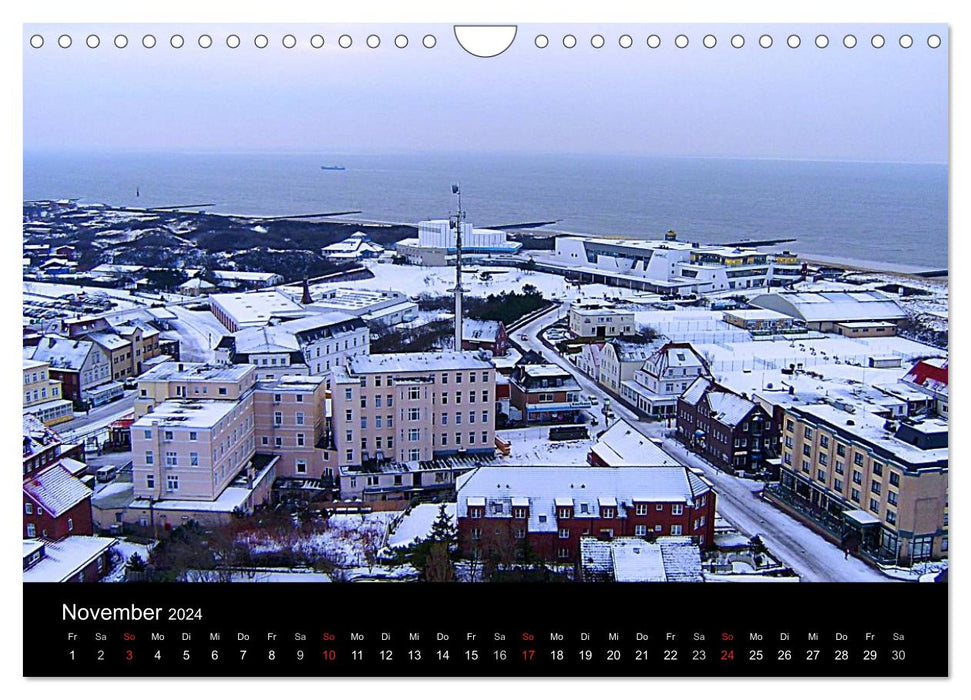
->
23 414 94 540
456 466 716 565
461 320 510 357
508 363 591 424
676 377 780 476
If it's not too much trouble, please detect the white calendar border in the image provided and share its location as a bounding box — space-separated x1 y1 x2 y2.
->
4 0 963 696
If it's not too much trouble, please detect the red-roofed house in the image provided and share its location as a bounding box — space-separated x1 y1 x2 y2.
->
23 464 94 540
902 358 949 419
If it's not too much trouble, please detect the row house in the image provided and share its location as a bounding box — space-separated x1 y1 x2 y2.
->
620 342 710 418
599 341 655 395
29 335 112 407
330 352 497 469
676 377 780 476
777 402 948 563
508 363 591 424
23 358 73 425
572 341 604 383
456 466 716 564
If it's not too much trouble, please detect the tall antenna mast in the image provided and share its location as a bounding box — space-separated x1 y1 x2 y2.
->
450 184 465 352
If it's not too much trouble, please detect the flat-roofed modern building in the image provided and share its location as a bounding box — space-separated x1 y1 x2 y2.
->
396 219 522 266
210 290 306 332
568 301 636 338
775 402 948 563
550 234 802 295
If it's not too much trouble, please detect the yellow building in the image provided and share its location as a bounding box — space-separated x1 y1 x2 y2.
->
22 359 74 425
774 402 947 564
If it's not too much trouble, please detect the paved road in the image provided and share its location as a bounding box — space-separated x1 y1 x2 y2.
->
54 389 138 435
514 303 891 583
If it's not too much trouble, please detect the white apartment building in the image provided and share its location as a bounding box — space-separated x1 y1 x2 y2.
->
568 301 636 338
330 351 497 468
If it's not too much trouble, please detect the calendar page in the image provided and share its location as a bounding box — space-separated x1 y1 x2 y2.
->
20 19 948 679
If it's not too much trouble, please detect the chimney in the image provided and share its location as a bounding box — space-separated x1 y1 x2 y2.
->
301 277 313 305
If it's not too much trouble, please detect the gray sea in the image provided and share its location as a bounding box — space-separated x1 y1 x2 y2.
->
23 152 948 270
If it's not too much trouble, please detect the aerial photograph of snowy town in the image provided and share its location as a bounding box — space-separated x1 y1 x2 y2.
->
22 25 948 587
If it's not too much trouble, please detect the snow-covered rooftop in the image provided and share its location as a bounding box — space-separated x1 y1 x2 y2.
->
30 336 95 371
456 466 711 531
590 418 679 467
23 464 92 517
345 351 493 375
22 536 116 583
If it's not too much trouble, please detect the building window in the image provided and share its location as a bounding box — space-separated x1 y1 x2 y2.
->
854 453 865 467
408 428 420 442
143 429 152 439
274 412 283 426
164 430 173 440
873 462 883 476
275 437 283 448
67 518 74 532
558 508 571 519
635 524 647 537
297 433 305 446
671 525 683 535
24 503 33 515
869 498 880 514
558 528 570 539
853 470 863 485
513 507 527 519
888 490 898 506
515 528 526 540
190 452 199 466
296 412 305 426
408 407 421 421
146 474 154 489
851 488 861 503
889 472 900 487
26 524 36 537
557 548 570 559
871 480 882 495
165 452 177 466
834 478 843 492
166 475 179 490
408 449 420 461
671 504 683 515
408 387 421 400
189 431 197 441
345 409 353 422
471 528 482 541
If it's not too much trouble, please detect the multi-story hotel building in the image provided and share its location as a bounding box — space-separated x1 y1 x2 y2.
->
23 358 73 425
456 466 716 563
131 396 257 502
330 352 497 468
253 375 334 480
776 402 948 563
216 312 369 381
134 362 257 417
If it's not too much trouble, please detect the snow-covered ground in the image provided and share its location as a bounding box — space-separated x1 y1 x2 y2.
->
497 425 597 466
240 511 398 569
104 538 155 583
386 503 456 550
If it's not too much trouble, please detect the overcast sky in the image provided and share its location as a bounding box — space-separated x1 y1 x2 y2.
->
23 23 948 163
